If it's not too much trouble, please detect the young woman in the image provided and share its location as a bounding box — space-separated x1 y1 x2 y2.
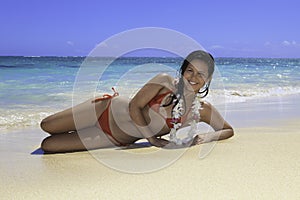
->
40 50 234 153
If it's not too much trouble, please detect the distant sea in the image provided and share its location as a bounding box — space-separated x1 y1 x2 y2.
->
1 56 300 131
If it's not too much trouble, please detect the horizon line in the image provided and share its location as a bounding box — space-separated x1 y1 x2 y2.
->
0 55 300 59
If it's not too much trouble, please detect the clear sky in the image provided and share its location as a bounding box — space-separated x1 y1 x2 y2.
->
1 0 299 58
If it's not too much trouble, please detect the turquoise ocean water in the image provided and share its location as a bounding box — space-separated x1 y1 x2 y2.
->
1 56 300 131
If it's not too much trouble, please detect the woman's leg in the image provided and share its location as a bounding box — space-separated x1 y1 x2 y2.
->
40 98 110 135
41 126 116 153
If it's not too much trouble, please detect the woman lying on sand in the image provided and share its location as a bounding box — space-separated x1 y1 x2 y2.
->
40 50 234 153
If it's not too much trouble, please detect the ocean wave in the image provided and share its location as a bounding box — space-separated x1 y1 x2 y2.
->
0 108 55 132
208 86 300 104
1 86 300 132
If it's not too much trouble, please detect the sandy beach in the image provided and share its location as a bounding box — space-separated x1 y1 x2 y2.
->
1 95 300 199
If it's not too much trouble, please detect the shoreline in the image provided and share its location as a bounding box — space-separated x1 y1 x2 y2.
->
224 93 300 128
2 93 300 134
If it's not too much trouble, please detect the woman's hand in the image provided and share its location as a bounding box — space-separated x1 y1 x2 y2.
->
191 134 212 146
147 136 170 147
148 136 189 149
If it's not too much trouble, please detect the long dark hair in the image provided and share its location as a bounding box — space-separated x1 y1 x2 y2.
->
163 50 215 113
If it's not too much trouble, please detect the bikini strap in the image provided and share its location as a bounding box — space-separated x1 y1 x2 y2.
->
148 91 172 107
92 87 119 103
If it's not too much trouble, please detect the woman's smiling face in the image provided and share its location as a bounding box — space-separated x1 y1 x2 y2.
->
183 59 210 93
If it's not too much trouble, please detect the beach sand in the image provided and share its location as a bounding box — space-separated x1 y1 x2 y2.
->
1 96 300 199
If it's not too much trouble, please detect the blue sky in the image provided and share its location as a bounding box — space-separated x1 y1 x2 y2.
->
1 0 299 57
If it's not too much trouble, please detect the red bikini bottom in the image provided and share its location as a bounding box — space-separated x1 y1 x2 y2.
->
93 88 128 147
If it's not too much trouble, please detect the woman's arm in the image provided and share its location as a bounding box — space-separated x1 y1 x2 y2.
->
192 102 234 145
129 73 173 147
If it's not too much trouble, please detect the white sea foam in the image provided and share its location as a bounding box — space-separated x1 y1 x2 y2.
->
204 86 300 106
0 108 55 132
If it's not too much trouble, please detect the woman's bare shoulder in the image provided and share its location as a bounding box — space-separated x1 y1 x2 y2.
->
147 73 175 90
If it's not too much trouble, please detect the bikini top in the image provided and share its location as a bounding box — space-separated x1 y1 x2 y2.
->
148 91 179 128
93 88 183 129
